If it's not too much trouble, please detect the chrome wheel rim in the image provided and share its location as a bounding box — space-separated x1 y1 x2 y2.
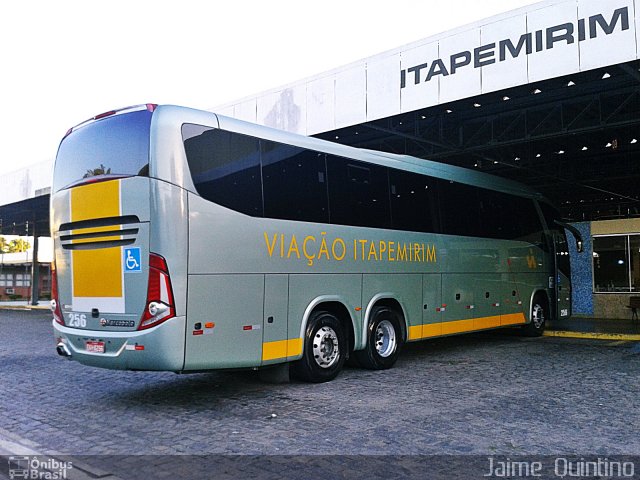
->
312 326 340 368
375 320 397 358
532 304 545 329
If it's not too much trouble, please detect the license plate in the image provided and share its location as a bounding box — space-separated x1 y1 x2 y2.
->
86 341 105 353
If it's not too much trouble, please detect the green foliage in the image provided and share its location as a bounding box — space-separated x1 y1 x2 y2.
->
83 163 112 178
0 236 31 253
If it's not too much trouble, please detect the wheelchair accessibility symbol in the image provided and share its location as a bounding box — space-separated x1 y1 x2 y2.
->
124 247 141 273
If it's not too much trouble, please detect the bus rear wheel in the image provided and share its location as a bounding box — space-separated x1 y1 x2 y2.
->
522 295 547 337
291 310 347 383
354 306 403 370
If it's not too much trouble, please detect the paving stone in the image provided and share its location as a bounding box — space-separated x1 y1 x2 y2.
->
1 310 639 479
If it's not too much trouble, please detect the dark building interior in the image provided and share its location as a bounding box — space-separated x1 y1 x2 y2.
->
316 59 640 223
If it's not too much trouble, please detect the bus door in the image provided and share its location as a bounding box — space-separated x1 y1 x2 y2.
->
552 230 572 319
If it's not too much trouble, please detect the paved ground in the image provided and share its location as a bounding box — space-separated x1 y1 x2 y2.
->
1 309 639 479
548 315 640 335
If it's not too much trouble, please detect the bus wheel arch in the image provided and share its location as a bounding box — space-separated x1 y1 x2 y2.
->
364 297 407 346
356 299 405 370
522 290 549 337
291 300 354 383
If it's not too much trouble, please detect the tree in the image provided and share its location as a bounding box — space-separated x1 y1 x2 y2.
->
83 164 111 178
7 238 30 253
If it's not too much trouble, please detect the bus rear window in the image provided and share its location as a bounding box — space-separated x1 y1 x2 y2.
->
53 110 152 192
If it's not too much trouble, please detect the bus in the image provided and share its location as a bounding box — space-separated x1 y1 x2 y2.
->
51 104 582 382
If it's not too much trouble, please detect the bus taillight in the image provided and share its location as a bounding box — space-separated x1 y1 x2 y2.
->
139 253 176 330
51 261 64 325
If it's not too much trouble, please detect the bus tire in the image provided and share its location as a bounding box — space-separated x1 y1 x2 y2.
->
522 295 547 337
354 306 403 370
291 310 346 383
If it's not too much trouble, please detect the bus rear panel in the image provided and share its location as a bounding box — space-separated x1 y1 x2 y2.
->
51 105 186 371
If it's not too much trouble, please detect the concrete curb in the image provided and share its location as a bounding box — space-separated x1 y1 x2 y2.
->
0 305 49 311
544 330 640 341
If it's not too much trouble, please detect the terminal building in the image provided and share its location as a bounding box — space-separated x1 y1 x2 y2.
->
1 0 638 318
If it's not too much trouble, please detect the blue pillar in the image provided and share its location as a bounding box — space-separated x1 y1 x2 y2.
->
568 221 593 315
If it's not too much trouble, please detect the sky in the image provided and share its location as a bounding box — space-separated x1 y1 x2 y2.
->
0 0 539 176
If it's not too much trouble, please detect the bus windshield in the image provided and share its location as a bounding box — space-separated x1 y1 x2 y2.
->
53 109 152 192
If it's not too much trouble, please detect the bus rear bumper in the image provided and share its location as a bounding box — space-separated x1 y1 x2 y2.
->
52 316 185 371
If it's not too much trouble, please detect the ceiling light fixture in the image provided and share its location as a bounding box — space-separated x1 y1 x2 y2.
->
582 146 588 151
502 96 510 101
602 72 611 79
533 88 542 94
631 138 638 144
567 80 576 86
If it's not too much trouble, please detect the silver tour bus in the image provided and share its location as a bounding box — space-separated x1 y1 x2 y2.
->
51 104 581 382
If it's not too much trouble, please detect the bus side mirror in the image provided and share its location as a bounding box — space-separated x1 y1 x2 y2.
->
555 220 583 254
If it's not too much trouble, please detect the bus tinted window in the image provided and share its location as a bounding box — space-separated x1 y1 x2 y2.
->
389 169 438 233
181 125 545 242
507 196 545 243
539 202 562 231
54 110 152 192
477 190 541 241
183 126 263 217
262 141 329 223
477 190 507 239
327 156 391 229
439 182 481 237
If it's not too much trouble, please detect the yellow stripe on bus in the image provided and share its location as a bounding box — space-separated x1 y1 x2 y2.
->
408 325 423 341
71 181 120 222
262 338 303 361
474 315 502 330
408 312 527 341
71 181 122 298
441 318 475 335
409 323 443 340
501 313 527 326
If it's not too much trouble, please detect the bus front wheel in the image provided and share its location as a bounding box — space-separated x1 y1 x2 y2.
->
354 306 403 370
291 310 347 383
522 295 547 337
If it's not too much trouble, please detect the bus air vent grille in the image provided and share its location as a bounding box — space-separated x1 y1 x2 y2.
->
58 215 140 250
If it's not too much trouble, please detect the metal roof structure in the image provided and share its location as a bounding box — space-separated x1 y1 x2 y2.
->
0 194 49 237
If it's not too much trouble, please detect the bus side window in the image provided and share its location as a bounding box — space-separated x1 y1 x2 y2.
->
509 197 545 246
483 191 544 244
183 127 263 217
261 141 329 223
389 168 438 233
439 181 481 237
327 156 391 229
